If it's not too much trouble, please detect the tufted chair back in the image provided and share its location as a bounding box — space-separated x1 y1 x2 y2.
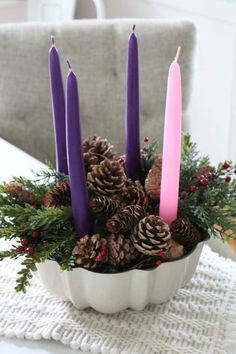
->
0 19 196 163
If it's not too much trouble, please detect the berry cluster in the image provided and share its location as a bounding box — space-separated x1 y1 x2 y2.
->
187 161 235 195
15 231 48 257
96 244 107 263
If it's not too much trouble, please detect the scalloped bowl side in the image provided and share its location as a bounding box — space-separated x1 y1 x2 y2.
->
35 239 207 314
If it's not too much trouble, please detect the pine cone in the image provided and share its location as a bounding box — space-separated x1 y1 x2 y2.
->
84 152 99 173
196 165 214 177
72 234 107 270
4 181 38 206
120 180 148 208
83 136 115 161
162 239 184 261
44 181 71 208
87 159 126 195
131 215 171 256
145 157 162 199
89 195 120 219
106 205 146 233
170 218 202 252
108 233 138 268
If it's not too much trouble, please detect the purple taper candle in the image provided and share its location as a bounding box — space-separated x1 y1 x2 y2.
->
49 35 68 175
125 25 141 180
66 61 93 239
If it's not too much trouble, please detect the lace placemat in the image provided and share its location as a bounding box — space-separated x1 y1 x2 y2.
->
0 245 235 354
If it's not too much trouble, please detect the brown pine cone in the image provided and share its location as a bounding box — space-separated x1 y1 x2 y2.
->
83 136 115 161
84 152 99 173
131 215 171 256
162 239 184 261
89 195 120 219
87 159 126 195
170 218 202 252
72 234 107 270
196 164 214 177
44 181 71 208
106 205 146 233
4 181 38 206
120 181 148 208
108 233 138 268
145 157 162 199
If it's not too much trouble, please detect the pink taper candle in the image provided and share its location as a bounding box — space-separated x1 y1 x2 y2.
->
159 47 182 225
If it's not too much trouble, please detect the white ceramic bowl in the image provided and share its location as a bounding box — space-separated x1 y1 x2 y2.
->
35 238 208 314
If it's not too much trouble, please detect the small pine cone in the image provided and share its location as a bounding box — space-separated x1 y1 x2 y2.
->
131 215 171 256
83 136 115 161
72 234 107 270
44 181 71 208
145 157 162 199
84 152 99 173
196 165 214 177
170 218 202 252
108 233 138 268
121 181 148 208
89 195 119 219
162 239 184 261
87 159 126 195
106 205 146 233
4 181 38 206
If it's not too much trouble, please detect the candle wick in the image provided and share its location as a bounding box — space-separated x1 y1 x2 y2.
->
174 46 181 62
51 35 55 46
132 24 136 32
67 60 72 70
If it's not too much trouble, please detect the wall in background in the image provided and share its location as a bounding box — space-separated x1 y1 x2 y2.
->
0 0 27 22
144 0 236 165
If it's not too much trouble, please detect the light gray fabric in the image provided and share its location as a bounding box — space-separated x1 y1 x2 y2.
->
0 19 196 163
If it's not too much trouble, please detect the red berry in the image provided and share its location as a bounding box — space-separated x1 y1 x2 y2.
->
222 161 230 169
96 254 103 262
20 238 29 247
225 176 231 182
155 260 162 266
101 244 107 256
159 250 165 258
143 147 148 153
43 240 49 246
188 185 197 193
144 136 149 143
32 230 41 238
26 247 34 257
234 169 236 174
16 246 24 254
199 178 208 186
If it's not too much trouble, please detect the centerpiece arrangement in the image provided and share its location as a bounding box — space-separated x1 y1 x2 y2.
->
0 27 235 313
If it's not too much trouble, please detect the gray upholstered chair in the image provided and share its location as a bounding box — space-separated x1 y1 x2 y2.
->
0 19 196 164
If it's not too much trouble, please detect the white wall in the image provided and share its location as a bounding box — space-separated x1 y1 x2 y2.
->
139 0 236 165
0 0 27 22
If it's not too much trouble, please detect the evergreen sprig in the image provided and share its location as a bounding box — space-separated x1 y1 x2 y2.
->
140 139 159 183
179 133 236 237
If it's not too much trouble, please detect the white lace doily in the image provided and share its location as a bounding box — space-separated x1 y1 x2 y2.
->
0 245 235 354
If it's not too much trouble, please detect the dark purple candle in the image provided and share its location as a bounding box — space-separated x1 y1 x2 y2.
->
49 36 68 175
66 61 93 239
125 25 141 180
